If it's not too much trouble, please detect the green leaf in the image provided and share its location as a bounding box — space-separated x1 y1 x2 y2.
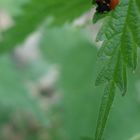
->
81 136 94 140
39 26 98 140
39 26 140 140
95 80 115 140
96 0 140 94
93 12 108 24
40 26 91 64
0 0 29 16
114 53 127 95
95 0 140 139
95 48 119 86
0 0 91 53
130 134 140 140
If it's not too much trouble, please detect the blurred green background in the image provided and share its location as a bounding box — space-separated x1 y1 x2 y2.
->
0 0 140 140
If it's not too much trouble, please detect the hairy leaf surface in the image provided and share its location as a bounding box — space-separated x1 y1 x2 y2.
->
95 0 140 139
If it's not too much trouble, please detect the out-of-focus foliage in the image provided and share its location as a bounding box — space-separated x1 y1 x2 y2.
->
0 0 29 15
39 26 140 140
0 0 91 52
130 134 140 140
0 54 49 139
0 53 50 124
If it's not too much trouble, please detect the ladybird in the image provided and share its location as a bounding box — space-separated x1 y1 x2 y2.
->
95 0 119 13
109 0 119 10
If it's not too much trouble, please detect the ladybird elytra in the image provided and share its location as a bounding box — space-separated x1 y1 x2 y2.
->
95 0 119 13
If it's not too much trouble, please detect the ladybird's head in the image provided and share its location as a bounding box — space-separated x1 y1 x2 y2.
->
95 0 119 13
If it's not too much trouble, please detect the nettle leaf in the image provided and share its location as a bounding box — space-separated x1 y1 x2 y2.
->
95 0 140 140
82 137 94 140
95 80 115 140
0 0 91 53
93 13 109 23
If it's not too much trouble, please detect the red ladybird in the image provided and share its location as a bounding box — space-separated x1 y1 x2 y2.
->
95 0 119 13
109 0 119 10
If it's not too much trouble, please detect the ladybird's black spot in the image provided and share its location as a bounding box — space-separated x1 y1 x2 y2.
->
96 4 110 13
95 0 111 13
